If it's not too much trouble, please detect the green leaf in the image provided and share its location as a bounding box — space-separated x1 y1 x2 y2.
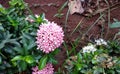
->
18 61 27 72
38 55 48 70
7 15 18 27
75 63 82 70
58 1 68 13
11 55 23 61
116 32 120 35
93 67 103 74
110 21 120 28
24 55 35 64
12 61 17 66
54 13 64 18
116 69 120 73
21 33 36 51
0 4 7 14
13 47 23 54
50 48 60 56
49 58 57 64
77 53 82 62
92 58 97 64
0 25 4 31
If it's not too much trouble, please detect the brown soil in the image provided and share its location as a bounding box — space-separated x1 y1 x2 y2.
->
1 0 120 72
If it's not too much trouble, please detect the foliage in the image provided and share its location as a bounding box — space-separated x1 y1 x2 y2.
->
0 0 59 73
110 19 120 28
109 19 120 40
107 40 120 55
65 41 120 74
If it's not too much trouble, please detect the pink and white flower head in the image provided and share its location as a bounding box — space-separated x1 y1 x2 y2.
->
32 63 54 74
36 21 64 53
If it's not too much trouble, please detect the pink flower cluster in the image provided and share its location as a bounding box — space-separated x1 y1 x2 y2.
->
36 22 64 53
32 63 54 74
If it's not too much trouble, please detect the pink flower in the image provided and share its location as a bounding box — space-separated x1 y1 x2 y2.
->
36 22 64 53
32 63 54 74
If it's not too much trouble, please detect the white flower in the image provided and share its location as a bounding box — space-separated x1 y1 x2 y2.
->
95 38 107 46
82 45 97 53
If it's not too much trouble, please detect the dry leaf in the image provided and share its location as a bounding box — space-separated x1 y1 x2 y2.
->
68 0 84 14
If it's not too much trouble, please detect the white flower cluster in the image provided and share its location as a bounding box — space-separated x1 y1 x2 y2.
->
95 38 107 46
82 45 97 53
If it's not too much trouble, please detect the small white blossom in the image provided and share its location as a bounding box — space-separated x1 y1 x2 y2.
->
35 14 39 18
95 38 107 46
82 45 97 53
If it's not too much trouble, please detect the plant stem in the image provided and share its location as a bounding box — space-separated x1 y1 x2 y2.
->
0 51 7 59
70 17 85 36
64 9 70 34
104 0 110 39
82 14 104 38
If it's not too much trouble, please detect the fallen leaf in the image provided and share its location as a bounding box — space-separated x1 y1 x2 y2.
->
68 0 84 14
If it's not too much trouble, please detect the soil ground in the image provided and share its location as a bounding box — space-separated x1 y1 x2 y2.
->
1 0 120 72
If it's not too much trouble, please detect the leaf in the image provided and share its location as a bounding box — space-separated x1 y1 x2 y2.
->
77 53 82 62
50 48 60 55
93 67 103 74
116 69 120 73
54 13 64 18
18 61 27 72
75 63 82 70
0 4 7 14
7 15 18 27
13 46 23 54
21 33 36 51
24 55 35 64
58 1 68 13
110 21 120 28
116 32 120 35
92 57 97 64
38 55 48 70
11 55 23 61
49 58 58 64
68 0 84 15
0 25 4 31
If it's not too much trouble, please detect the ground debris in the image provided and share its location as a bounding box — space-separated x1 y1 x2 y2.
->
68 0 84 15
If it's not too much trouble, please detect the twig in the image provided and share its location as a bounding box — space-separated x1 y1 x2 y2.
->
0 51 7 59
70 17 85 36
86 2 120 16
64 9 70 34
29 3 59 12
104 0 110 39
30 3 58 8
82 14 104 39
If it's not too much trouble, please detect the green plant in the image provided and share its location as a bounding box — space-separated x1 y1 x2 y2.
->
109 19 120 40
0 0 60 73
54 1 68 18
0 25 19 73
64 40 120 74
107 40 120 55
